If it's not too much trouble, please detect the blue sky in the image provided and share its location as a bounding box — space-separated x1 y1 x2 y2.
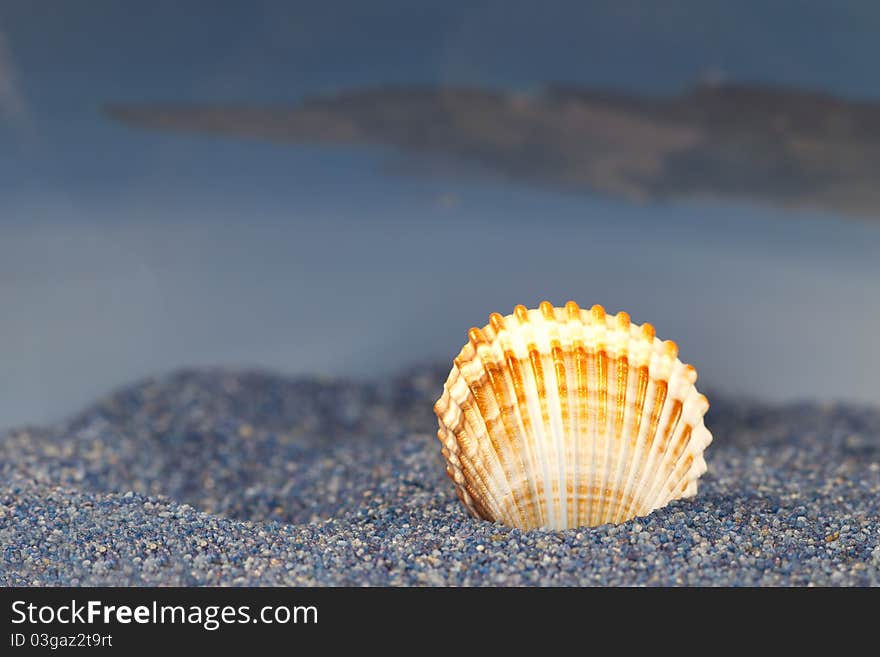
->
1 1 879 426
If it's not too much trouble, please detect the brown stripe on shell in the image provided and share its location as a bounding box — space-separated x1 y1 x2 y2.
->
647 446 690 511
641 377 703 512
482 356 536 527
487 312 545 525
585 339 602 525
619 377 668 520
438 384 516 519
528 342 562 528
444 371 517 525
584 305 606 524
600 311 630 525
503 347 547 526
436 379 509 523
454 349 525 526
551 339 577 528
645 393 709 509
610 363 650 523
537 300 570 526
468 327 533 528
572 333 590 527
439 427 492 520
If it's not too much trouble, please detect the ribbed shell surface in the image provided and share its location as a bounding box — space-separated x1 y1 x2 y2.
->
434 301 713 530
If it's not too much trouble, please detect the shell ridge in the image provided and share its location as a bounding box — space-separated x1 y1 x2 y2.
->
521 331 558 529
584 332 600 526
594 322 612 525
510 308 554 528
562 301 583 526
438 424 486 519
541 308 570 530
549 348 570 530
601 323 630 525
603 348 629 522
607 349 638 525
436 388 506 522
611 333 651 523
453 363 522 526
572 327 591 527
491 323 547 529
473 342 533 529
598 345 618 525
643 372 692 513
644 388 709 511
614 323 658 521
653 399 685 510
441 370 514 524
647 424 693 510
438 416 507 518
624 341 674 518
500 342 546 528
679 422 712 498
622 376 663 519
559 330 579 529
582 310 600 525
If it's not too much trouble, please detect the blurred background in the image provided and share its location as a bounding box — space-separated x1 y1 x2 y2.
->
1 0 879 428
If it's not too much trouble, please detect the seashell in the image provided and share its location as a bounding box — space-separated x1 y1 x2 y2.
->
433 301 713 530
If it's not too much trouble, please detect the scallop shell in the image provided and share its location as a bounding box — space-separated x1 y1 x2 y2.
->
433 301 713 530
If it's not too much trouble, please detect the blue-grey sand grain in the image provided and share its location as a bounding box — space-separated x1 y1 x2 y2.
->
1 367 878 586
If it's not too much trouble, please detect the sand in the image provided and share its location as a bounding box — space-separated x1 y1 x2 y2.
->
1 366 878 585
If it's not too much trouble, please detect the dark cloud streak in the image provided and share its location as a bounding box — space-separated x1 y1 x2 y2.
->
105 81 880 219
